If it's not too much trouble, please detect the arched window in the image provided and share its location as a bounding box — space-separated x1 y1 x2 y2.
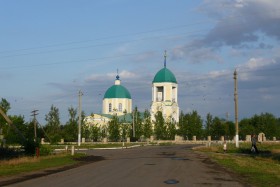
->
118 103 122 112
109 103 112 112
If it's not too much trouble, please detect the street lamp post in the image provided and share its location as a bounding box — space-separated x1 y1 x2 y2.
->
234 70 239 148
78 90 83 146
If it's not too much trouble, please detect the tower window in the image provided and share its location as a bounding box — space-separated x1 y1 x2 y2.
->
118 103 122 112
156 86 164 101
172 86 176 102
109 103 112 112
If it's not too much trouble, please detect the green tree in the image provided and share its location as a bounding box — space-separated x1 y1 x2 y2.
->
108 114 120 142
44 105 61 143
89 126 101 141
143 109 153 139
0 98 11 114
185 111 203 139
211 117 224 140
225 121 235 140
5 115 27 144
250 113 278 139
63 106 78 142
165 117 176 140
177 111 188 139
132 107 143 140
205 113 213 136
239 118 254 140
25 120 44 142
153 111 166 140
276 118 280 139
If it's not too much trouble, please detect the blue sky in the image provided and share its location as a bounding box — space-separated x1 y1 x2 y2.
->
1 0 280 124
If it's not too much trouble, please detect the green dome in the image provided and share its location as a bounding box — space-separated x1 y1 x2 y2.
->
104 85 131 99
153 67 177 83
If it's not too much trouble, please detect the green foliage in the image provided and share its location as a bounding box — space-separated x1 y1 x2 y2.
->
203 115 235 140
177 110 203 140
108 115 120 141
165 119 176 140
39 145 53 156
0 98 11 114
0 99 28 145
239 113 280 140
62 107 78 142
130 107 143 140
23 140 40 155
1 97 280 144
143 109 153 138
177 110 187 138
153 111 176 140
205 113 213 136
153 111 166 140
134 110 143 140
5 115 27 144
211 117 224 139
185 111 203 139
44 105 61 143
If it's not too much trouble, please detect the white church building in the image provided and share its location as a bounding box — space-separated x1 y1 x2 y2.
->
84 52 179 126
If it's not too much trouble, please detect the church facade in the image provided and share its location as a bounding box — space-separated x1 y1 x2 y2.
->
84 52 179 127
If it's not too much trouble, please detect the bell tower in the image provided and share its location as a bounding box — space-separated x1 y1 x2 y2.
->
150 51 179 122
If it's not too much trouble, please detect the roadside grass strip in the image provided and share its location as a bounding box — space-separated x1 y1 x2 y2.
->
196 143 280 187
0 154 81 177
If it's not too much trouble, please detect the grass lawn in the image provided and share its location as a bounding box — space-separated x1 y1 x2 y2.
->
0 154 84 177
195 142 280 187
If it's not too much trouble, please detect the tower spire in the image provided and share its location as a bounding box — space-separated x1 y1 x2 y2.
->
116 68 120 80
164 50 167 68
115 68 121 85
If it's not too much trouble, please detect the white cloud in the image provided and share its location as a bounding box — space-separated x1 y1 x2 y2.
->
243 58 276 69
106 70 137 79
208 69 230 79
202 0 280 45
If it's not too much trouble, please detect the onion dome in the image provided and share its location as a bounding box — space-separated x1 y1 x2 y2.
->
104 74 131 99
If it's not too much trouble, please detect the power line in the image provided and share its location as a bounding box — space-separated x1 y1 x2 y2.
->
0 51 157 70
0 21 213 54
1 11 260 56
0 28 209 59
0 15 254 59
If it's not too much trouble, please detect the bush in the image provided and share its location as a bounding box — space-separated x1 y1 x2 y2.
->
39 145 53 156
23 140 40 155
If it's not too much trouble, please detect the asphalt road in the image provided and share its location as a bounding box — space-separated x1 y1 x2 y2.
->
4 145 247 187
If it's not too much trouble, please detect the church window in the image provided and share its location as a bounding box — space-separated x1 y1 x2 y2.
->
156 86 164 101
109 103 112 112
118 103 122 112
172 86 176 102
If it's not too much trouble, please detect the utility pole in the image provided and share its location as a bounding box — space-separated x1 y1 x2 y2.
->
31 110 39 142
132 110 135 137
234 69 239 148
226 112 229 122
78 90 83 146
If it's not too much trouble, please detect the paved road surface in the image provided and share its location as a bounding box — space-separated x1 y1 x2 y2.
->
4 145 247 187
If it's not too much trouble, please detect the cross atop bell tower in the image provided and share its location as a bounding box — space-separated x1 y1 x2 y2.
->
164 50 167 68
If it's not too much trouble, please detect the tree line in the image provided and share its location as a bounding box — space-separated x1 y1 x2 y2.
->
1 98 280 145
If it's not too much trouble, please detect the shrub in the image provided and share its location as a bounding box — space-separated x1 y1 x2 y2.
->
39 145 53 156
23 140 40 156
